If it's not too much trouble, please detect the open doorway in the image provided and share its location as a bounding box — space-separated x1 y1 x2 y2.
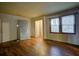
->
17 20 28 40
35 20 43 38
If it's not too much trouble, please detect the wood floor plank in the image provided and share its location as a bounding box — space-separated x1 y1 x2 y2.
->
0 38 79 56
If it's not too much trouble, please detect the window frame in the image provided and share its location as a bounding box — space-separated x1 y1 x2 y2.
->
50 17 60 34
50 14 76 34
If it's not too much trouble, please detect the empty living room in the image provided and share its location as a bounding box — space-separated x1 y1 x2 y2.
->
0 2 79 56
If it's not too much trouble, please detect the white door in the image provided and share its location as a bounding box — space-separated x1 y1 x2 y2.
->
35 20 43 38
2 19 10 42
0 19 1 43
0 19 11 43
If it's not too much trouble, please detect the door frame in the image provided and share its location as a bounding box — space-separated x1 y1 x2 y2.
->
35 19 44 39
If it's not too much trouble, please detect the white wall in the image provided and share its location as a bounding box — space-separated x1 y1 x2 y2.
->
44 13 79 45
31 19 35 37
0 14 31 42
31 12 79 45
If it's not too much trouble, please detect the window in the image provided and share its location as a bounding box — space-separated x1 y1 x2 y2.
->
50 14 76 34
61 15 75 33
51 18 59 32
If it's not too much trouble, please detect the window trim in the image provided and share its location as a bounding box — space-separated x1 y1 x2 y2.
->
50 14 76 34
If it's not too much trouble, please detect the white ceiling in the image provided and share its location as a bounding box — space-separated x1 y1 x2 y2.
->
0 2 79 19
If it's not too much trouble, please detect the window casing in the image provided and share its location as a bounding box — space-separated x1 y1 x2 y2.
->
50 14 76 34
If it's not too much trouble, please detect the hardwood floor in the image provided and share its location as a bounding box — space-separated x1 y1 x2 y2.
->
0 38 79 56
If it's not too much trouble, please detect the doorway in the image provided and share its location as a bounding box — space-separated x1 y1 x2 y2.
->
35 20 43 38
17 20 28 40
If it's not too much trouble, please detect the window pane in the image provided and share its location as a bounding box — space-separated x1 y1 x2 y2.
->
51 18 59 32
51 18 59 25
62 15 75 25
51 25 59 32
62 25 74 33
61 15 75 33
